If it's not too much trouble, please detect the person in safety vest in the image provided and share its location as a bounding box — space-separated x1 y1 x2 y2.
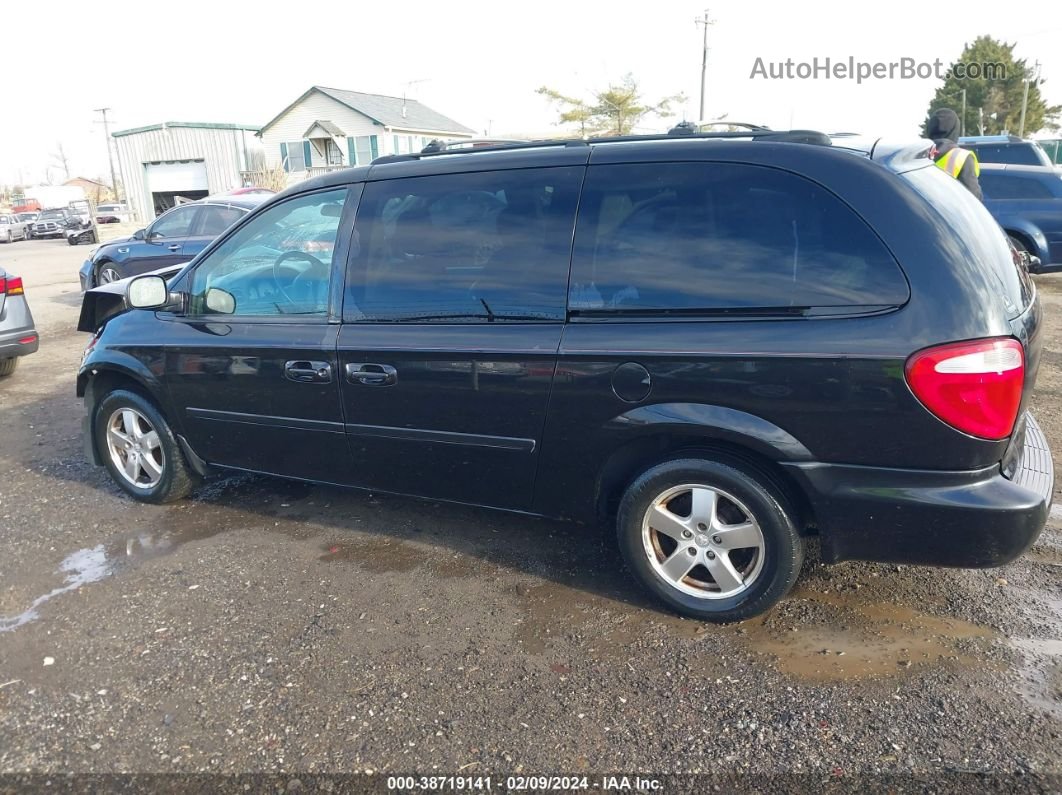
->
926 108 982 200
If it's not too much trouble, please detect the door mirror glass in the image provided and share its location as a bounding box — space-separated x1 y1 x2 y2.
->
204 287 236 314
126 275 169 309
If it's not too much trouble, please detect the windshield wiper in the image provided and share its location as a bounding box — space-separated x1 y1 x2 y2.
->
388 313 550 322
479 298 496 323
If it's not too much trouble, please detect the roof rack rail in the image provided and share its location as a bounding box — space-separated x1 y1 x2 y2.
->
372 128 832 164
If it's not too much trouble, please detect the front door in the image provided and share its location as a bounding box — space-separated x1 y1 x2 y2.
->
132 204 201 276
161 187 355 483
338 165 584 510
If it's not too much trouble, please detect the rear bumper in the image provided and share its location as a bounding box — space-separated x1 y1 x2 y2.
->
784 413 1053 568
0 298 39 358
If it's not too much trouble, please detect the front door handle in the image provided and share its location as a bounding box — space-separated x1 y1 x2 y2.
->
167 244 181 252
345 362 397 386
284 360 332 384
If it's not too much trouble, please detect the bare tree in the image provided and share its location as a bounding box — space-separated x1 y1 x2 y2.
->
51 143 72 181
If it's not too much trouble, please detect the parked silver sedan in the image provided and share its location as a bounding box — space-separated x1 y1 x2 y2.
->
0 213 29 243
0 267 39 376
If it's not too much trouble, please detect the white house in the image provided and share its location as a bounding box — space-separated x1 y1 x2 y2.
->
258 86 476 182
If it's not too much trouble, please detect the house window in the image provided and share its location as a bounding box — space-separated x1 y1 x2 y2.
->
286 141 306 171
326 139 344 166
355 136 373 165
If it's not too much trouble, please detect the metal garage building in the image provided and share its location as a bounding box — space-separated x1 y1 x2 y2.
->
112 122 263 223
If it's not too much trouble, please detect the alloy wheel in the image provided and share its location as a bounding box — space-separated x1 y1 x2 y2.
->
105 408 164 489
641 483 766 599
97 265 122 284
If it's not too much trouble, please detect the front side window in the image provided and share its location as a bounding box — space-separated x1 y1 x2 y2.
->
150 206 197 238
188 188 348 318
345 167 582 322
569 162 908 314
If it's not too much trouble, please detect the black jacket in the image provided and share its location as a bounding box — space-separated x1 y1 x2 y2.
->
927 109 982 201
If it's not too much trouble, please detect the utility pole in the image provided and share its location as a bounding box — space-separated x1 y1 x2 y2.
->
960 88 967 137
93 108 120 202
695 9 714 122
1018 59 1040 138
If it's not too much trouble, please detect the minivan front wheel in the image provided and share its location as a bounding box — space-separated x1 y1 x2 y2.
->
95 389 198 503
617 458 804 622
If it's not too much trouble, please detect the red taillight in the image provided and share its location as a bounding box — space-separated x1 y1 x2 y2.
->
0 276 24 295
905 338 1025 440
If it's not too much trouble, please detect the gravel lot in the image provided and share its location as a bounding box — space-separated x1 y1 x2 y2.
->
0 238 1060 788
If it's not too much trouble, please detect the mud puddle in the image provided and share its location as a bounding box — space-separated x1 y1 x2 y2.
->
0 474 318 633
1009 592 1062 721
740 589 997 682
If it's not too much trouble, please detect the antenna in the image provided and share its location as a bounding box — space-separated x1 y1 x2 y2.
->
402 79 429 119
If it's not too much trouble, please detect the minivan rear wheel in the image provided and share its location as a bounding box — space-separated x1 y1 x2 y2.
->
617 457 804 622
94 389 199 503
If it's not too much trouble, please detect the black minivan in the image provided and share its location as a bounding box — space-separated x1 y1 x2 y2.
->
77 131 1053 622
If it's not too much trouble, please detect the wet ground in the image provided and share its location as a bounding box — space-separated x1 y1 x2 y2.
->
0 240 1060 782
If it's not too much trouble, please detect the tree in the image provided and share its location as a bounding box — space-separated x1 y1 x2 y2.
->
50 143 71 181
538 74 684 137
922 36 1060 137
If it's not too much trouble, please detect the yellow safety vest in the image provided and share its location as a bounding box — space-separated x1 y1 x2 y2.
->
935 147 980 179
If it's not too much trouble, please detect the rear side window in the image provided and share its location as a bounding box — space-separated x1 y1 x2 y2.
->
904 166 1032 317
981 173 1057 200
569 163 908 314
346 167 582 322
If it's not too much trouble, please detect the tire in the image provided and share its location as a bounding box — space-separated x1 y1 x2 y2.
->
2 230 10 243
95 262 123 286
67 236 76 246
616 457 804 623
93 389 199 503
0 357 18 377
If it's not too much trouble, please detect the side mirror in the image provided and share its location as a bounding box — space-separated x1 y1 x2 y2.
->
126 275 169 309
205 287 236 314
132 228 146 240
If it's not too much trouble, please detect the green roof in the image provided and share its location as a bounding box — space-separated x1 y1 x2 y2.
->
112 122 261 138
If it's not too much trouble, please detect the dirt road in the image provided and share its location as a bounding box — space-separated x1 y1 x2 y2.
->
0 239 1059 787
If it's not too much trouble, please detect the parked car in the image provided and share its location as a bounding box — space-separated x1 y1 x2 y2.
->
16 212 38 237
0 267 39 376
958 135 1057 168
0 213 30 243
65 211 98 245
76 131 1052 622
79 194 269 290
32 208 77 239
96 203 132 224
979 163 1062 271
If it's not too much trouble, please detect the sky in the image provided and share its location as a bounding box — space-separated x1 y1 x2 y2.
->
3 0 1061 186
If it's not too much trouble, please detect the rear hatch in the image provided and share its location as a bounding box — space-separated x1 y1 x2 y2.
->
902 165 1041 471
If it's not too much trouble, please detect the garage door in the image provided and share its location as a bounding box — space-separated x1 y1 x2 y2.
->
144 160 208 193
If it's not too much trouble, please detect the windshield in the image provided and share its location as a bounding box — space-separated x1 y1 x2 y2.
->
39 209 66 220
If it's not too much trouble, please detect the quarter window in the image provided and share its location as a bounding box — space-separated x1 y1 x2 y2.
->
189 189 348 318
345 167 582 322
569 163 908 314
